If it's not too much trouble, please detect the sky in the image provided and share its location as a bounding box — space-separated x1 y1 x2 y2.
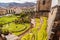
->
0 0 59 7
0 0 37 3
52 0 58 7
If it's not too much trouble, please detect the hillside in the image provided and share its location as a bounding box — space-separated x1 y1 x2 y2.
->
0 2 36 7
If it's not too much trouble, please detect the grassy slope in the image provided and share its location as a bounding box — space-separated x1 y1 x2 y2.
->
21 17 47 40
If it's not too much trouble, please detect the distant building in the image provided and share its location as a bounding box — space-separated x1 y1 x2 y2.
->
13 7 22 14
20 7 35 13
0 6 36 15
7 7 15 14
0 7 7 15
7 7 23 14
11 7 22 14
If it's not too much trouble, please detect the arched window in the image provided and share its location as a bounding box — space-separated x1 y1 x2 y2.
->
42 0 45 5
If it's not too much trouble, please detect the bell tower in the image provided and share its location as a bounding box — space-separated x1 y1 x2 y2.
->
37 0 52 12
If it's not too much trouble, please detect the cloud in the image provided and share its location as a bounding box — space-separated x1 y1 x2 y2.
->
51 0 58 7
0 0 37 3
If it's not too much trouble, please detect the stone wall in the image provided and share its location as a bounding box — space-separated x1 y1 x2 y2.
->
47 6 58 39
47 5 60 39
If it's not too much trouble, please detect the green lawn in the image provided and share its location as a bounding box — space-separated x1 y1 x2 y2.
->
0 15 17 24
2 23 30 35
0 15 30 36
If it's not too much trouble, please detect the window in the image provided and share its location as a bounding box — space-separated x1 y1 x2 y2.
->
42 0 45 5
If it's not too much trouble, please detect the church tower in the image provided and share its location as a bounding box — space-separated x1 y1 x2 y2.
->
37 0 52 12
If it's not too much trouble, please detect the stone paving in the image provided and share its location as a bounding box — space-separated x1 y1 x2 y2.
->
5 34 19 40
